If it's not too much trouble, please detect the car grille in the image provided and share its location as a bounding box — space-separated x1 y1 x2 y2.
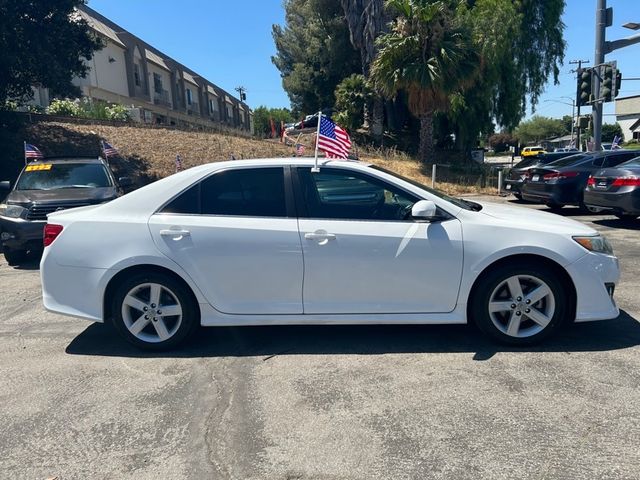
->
27 203 90 221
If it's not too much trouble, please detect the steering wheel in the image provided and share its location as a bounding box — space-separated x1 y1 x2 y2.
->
400 203 414 220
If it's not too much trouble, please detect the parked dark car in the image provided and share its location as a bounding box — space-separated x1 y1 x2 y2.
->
0 157 129 265
521 150 640 210
504 152 579 199
583 155 640 219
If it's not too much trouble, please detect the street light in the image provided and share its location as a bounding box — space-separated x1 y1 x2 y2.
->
622 22 640 30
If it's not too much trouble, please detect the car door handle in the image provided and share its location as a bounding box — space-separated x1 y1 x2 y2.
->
160 228 191 238
305 231 336 241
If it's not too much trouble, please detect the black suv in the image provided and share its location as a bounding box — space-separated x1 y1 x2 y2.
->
0 157 129 265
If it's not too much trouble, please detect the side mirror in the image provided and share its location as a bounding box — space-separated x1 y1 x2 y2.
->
411 200 438 221
0 181 10 191
118 176 132 188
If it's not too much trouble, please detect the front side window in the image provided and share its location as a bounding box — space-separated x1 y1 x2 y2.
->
161 168 287 217
16 163 112 190
297 168 418 221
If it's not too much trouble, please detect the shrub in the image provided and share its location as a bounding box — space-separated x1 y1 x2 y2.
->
105 104 130 122
46 98 82 116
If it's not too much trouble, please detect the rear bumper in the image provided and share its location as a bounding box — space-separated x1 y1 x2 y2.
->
521 183 578 205
503 179 523 194
566 251 620 322
0 216 45 250
583 189 640 215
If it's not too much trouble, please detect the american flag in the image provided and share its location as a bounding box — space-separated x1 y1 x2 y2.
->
175 154 183 172
24 143 44 159
295 143 305 156
102 140 118 157
317 116 351 159
611 135 621 149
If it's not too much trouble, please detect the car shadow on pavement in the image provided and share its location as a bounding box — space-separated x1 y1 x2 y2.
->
65 310 640 361
593 218 640 231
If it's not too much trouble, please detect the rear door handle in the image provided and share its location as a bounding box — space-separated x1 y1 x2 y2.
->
305 231 336 241
160 228 191 238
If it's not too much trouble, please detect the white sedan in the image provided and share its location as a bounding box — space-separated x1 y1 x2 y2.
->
40 159 620 350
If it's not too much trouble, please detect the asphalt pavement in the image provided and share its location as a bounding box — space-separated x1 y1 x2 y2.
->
0 196 639 480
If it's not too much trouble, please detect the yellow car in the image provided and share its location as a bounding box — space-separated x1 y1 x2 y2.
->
521 146 546 157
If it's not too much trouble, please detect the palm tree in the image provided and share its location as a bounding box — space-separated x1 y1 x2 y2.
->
370 0 478 163
341 0 387 139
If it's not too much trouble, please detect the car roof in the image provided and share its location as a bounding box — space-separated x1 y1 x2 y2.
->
26 156 106 165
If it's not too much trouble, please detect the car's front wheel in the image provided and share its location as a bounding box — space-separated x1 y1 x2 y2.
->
3 247 27 266
471 263 569 345
111 272 199 350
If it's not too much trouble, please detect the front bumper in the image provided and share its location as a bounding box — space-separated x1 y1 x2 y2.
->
584 188 640 215
566 251 620 322
0 216 46 250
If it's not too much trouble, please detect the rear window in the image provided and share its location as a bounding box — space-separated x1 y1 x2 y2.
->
546 154 589 168
619 156 640 168
16 163 112 190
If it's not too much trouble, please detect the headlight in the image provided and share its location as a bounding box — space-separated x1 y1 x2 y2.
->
573 235 614 255
0 203 28 219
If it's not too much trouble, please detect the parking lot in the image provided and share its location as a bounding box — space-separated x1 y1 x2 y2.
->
0 195 639 480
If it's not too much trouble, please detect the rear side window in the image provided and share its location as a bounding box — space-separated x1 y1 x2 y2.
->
161 167 287 217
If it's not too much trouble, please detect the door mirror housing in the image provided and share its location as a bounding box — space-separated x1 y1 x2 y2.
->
118 176 132 188
0 181 10 191
411 200 438 220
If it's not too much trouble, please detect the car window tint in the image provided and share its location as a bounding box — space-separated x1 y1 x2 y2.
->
547 154 588 167
162 183 200 214
298 168 417 221
604 153 638 167
592 157 606 167
201 168 286 216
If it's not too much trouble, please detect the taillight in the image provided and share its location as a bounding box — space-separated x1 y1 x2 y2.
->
587 176 596 187
543 171 579 180
43 224 63 247
611 176 640 187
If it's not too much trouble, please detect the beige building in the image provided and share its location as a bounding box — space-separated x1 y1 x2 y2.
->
615 95 640 142
36 5 252 133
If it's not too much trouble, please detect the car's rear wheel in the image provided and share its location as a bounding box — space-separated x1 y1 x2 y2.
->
3 247 27 266
471 263 569 345
111 272 199 350
546 201 564 211
513 193 523 201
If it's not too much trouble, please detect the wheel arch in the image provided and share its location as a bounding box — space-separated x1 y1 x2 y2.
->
103 264 201 324
466 253 577 323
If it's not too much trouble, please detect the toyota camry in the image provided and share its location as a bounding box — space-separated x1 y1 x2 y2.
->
40 159 620 350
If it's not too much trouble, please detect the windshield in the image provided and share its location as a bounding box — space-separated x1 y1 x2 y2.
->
513 158 538 169
546 153 589 168
16 163 112 190
370 165 477 211
620 156 640 168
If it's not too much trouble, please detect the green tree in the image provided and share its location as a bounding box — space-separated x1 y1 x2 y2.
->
0 0 103 103
272 0 361 115
252 106 294 138
370 0 479 162
515 116 567 144
487 132 517 153
601 123 623 143
334 74 372 131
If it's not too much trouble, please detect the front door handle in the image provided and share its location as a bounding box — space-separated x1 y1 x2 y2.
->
160 228 191 238
305 230 336 241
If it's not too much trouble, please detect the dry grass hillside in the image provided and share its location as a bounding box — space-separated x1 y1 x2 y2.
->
0 115 495 195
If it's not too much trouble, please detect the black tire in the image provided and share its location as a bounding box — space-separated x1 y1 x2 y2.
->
513 193 523 201
614 213 638 221
546 201 564 211
3 247 27 266
110 271 199 351
470 262 569 346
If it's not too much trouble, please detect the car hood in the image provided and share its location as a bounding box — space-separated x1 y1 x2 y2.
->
474 201 596 235
6 187 117 205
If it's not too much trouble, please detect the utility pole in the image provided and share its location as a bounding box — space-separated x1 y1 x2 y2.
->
592 0 608 152
235 86 247 103
570 59 589 150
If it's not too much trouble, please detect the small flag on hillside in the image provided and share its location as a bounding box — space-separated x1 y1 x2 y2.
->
295 143 305 156
611 135 621 149
101 140 118 158
24 142 44 162
175 154 183 172
317 116 351 159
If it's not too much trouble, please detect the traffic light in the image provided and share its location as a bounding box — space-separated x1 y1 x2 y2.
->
577 115 591 130
577 68 593 107
601 64 615 102
614 70 622 98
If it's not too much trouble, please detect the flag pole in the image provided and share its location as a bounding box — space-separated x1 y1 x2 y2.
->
312 110 322 173
24 141 27 165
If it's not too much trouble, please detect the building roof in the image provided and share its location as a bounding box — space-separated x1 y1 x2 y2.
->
77 8 125 48
182 71 198 86
145 49 169 70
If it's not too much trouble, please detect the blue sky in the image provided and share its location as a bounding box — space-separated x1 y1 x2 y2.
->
88 0 640 123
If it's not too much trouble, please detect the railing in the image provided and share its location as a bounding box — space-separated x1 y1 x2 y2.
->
187 101 200 115
153 89 172 107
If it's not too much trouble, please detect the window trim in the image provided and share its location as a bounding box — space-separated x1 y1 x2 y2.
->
292 166 442 223
156 166 295 219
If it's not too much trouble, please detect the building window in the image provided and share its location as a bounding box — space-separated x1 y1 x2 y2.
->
186 88 193 105
634 131 640 140
209 98 218 114
226 103 233 121
153 73 163 94
134 64 141 87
